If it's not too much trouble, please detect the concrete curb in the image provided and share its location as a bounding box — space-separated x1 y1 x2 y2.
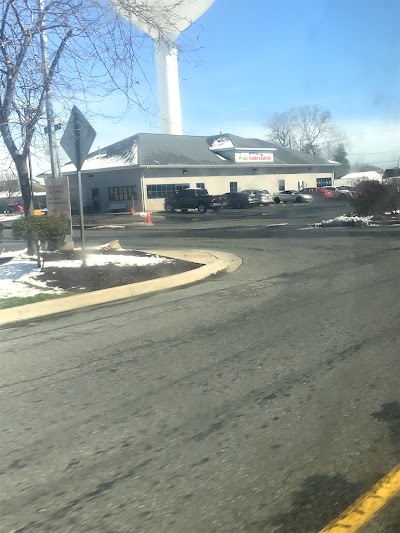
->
375 219 400 226
0 250 242 326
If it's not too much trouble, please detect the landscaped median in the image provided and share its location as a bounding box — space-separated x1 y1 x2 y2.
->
311 210 400 228
311 181 400 228
0 246 241 326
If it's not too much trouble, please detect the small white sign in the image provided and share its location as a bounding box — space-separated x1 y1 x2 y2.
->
235 152 274 163
45 176 72 221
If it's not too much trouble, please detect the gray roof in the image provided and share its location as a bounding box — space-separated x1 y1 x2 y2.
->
57 132 336 174
139 133 228 166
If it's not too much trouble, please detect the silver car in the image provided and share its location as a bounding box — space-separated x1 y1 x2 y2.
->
321 186 350 199
273 190 313 204
242 189 273 206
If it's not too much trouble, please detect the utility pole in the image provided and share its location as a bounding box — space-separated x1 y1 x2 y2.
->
39 0 62 180
39 0 74 249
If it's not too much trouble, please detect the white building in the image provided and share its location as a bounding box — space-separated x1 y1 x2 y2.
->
336 171 382 187
56 133 338 213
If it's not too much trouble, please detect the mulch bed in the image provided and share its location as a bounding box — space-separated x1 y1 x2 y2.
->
371 213 400 223
34 249 201 293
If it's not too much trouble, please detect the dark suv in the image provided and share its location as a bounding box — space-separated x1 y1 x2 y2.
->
164 188 225 214
223 191 259 209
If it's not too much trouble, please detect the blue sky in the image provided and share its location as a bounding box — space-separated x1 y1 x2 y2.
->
22 0 400 171
180 0 400 126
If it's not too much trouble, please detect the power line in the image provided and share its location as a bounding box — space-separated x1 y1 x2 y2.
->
347 150 400 156
365 160 399 164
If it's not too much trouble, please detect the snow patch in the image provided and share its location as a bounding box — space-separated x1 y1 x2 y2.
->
61 140 138 173
0 250 171 300
0 248 27 259
0 260 64 299
86 225 126 230
383 210 400 215
313 215 375 228
131 140 138 165
33 254 171 269
0 280 58 299
62 156 128 173
209 135 233 151
0 213 22 222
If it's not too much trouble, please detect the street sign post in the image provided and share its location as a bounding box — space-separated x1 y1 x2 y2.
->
61 106 96 266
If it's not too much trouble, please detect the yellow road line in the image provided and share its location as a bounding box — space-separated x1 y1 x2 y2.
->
319 464 400 532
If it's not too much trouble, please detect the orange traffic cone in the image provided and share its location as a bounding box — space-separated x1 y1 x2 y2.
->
146 213 152 224
131 207 136 215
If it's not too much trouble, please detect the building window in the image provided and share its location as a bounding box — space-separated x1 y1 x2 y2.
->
196 182 205 189
146 183 190 199
316 177 332 187
278 179 285 191
230 181 238 192
108 186 137 201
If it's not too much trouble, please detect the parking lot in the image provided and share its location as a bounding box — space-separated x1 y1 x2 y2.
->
0 199 353 250
156 198 352 227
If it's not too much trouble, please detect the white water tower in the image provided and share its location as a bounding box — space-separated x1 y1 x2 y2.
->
114 0 215 135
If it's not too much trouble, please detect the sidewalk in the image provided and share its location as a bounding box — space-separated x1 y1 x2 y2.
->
71 212 166 228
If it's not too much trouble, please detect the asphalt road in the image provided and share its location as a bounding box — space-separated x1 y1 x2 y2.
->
1 201 400 532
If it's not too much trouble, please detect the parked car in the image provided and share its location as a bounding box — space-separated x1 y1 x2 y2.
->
223 191 259 209
300 187 333 199
242 189 273 206
164 188 225 213
336 185 355 196
273 190 313 204
322 185 348 200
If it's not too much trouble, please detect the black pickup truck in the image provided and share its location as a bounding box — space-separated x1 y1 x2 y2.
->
164 188 225 214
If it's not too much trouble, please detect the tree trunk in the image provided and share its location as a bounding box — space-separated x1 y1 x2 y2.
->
14 155 35 254
14 155 33 215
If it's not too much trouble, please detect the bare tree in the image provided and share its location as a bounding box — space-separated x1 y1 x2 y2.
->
0 170 20 203
265 105 346 157
264 111 295 149
293 105 332 155
0 0 195 216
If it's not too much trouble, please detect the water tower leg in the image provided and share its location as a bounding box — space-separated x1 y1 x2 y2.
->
155 41 182 135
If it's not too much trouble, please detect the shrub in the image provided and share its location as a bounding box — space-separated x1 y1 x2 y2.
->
349 180 400 216
12 215 69 248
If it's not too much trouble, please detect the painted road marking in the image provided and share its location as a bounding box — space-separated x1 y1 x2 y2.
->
265 223 289 227
319 464 400 532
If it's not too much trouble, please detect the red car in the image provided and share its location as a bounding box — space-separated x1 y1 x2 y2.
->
300 187 333 199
